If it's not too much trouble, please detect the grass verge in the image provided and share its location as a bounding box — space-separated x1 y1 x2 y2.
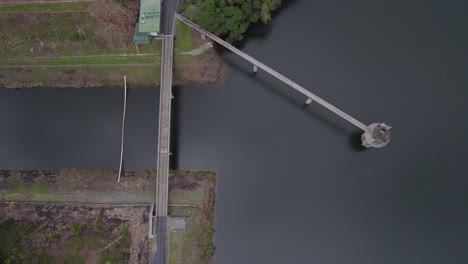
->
175 21 194 52
168 171 216 264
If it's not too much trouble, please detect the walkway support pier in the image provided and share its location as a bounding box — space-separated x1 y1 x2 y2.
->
175 14 391 148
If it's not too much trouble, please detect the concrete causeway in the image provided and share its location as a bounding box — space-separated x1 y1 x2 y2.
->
153 34 174 264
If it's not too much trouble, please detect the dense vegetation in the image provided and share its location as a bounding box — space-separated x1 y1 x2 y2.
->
0 218 131 263
182 0 282 42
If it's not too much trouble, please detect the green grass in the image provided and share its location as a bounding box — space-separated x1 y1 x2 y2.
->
175 53 194 64
0 64 161 88
0 219 55 263
0 1 171 88
0 11 161 58
11 184 49 193
0 170 157 195
138 41 163 54
0 2 92 13
99 224 131 263
4 193 64 202
168 172 216 264
175 22 194 52
200 208 215 262
168 207 215 264
0 55 160 66
169 188 206 206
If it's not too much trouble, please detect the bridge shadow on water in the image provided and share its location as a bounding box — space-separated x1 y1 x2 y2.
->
223 57 367 152
170 87 180 170
349 131 368 152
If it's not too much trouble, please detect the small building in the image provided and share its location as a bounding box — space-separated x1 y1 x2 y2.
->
133 0 161 44
133 24 150 44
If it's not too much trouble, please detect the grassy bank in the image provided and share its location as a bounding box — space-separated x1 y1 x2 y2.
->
0 2 143 58
0 1 224 88
0 0 161 88
168 171 216 264
0 170 216 263
0 64 161 88
175 22 194 52
173 21 225 85
0 0 224 88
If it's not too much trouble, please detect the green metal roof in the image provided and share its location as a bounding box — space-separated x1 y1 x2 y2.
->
133 24 150 44
138 0 160 33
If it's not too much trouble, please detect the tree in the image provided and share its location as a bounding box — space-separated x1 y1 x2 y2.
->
183 0 282 42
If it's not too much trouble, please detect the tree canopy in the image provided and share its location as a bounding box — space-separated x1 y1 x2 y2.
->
182 0 282 42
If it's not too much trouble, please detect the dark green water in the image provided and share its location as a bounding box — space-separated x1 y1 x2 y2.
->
0 0 467 263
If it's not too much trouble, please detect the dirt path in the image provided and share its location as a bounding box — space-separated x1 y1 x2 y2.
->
177 42 213 56
1 192 154 204
0 0 96 5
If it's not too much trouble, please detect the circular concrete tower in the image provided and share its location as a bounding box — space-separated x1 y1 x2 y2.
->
361 123 392 148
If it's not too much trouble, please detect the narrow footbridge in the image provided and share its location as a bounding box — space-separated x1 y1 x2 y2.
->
176 14 391 147
150 13 391 264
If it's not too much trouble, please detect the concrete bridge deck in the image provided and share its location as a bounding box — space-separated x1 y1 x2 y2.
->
154 34 174 264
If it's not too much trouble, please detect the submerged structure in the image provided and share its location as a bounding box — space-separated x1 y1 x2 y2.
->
133 0 161 44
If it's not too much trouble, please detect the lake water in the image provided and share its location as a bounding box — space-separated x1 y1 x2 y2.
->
1 0 467 263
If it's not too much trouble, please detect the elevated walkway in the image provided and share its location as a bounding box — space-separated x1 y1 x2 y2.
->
175 14 391 147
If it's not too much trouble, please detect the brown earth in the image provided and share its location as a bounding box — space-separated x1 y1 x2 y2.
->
0 203 150 263
0 0 141 56
88 0 140 48
174 28 226 86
